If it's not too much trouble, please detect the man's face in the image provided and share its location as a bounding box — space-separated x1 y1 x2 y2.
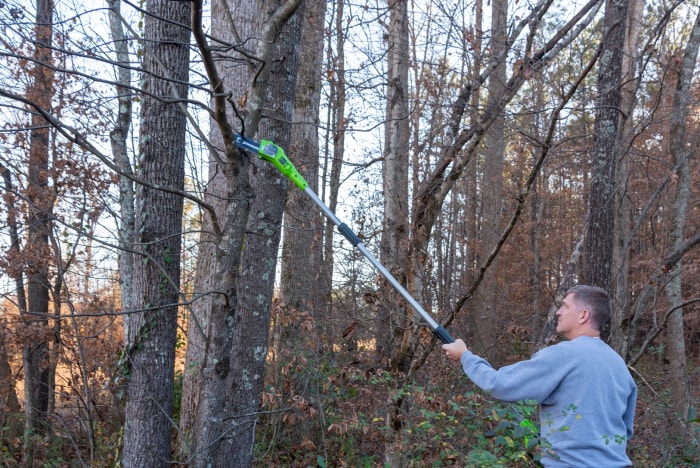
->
556 293 583 338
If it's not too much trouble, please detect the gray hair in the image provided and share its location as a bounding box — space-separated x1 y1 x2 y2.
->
565 285 611 331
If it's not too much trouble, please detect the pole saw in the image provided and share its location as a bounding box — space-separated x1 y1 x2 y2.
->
234 133 455 345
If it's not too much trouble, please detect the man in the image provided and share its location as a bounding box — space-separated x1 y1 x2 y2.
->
442 285 637 467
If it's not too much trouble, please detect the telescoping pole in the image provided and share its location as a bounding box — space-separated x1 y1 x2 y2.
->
234 134 454 344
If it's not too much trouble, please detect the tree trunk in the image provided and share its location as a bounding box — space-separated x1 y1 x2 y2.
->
583 0 628 310
664 4 700 428
121 0 191 465
0 165 23 437
473 0 507 362
379 0 410 362
280 0 326 321
182 0 303 465
23 0 55 436
381 0 411 464
107 0 136 343
273 0 327 446
610 0 644 354
0 321 21 437
324 0 347 337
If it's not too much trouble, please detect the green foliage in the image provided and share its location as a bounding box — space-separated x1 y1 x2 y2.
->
254 353 546 467
400 390 545 467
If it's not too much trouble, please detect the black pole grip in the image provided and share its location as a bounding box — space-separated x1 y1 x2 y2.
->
432 325 454 344
338 223 361 247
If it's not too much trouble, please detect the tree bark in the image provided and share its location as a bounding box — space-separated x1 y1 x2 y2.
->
0 166 23 436
583 0 628 310
107 0 136 343
181 1 303 465
121 0 191 464
23 0 55 436
610 0 644 353
381 0 411 465
280 0 326 321
664 4 700 428
472 0 507 362
378 0 411 375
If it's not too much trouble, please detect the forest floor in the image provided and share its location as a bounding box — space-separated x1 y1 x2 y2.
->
254 347 700 467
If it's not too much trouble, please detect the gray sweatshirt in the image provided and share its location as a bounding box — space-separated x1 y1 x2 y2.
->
459 336 637 467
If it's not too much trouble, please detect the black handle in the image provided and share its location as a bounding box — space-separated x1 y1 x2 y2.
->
432 325 455 344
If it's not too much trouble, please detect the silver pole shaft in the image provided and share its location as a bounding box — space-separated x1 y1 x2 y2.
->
304 187 440 331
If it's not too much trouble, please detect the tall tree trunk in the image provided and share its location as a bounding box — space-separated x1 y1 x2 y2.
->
324 0 347 336
464 0 483 293
610 0 645 355
24 0 55 436
121 0 191 464
665 4 700 429
182 1 303 465
107 0 136 343
583 0 628 311
0 165 23 437
280 0 326 320
379 0 410 362
381 0 410 465
274 0 326 446
473 0 507 362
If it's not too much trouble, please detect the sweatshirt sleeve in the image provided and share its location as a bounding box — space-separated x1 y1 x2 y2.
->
459 347 562 403
623 381 637 440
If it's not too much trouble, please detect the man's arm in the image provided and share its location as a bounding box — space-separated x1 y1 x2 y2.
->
444 339 561 403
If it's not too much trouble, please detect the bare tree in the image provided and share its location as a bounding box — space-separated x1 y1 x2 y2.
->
664 4 700 428
280 0 327 324
472 0 507 362
380 0 411 465
107 0 136 343
179 0 303 465
23 0 55 436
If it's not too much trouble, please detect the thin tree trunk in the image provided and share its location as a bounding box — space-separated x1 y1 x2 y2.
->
0 318 21 437
381 0 411 465
323 0 347 341
473 0 507 362
24 0 55 436
665 4 700 428
0 165 23 435
107 0 136 344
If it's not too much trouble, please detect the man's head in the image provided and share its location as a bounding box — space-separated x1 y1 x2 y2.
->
556 285 611 339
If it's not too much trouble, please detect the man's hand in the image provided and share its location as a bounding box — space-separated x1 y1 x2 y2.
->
442 339 468 362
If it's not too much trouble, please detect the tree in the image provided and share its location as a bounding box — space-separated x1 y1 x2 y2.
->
120 0 191 464
22 0 55 436
377 0 410 368
107 0 136 343
610 0 645 353
664 4 700 428
472 0 507 362
582 0 629 306
274 0 328 441
379 0 411 465
179 0 303 465
279 0 327 325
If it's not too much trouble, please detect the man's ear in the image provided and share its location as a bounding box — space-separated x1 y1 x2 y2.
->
578 309 590 324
